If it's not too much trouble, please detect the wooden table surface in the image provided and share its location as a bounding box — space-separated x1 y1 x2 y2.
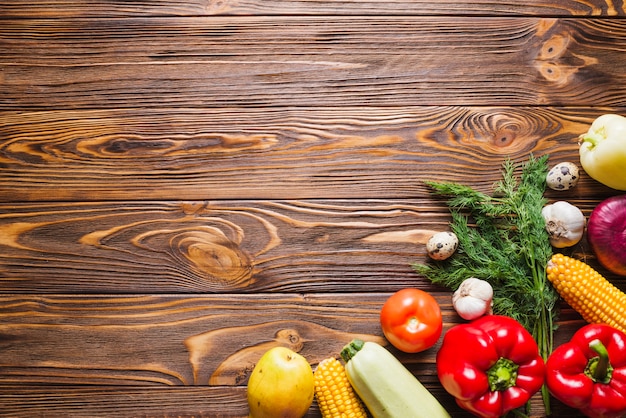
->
2 1 626 417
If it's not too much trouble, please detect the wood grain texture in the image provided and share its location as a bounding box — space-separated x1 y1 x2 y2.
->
0 294 385 387
0 387 253 418
0 294 590 417
2 18 626 109
0 0 624 17
3 2 626 417
0 199 470 293
1 106 620 202
0 386 592 418
2 199 621 294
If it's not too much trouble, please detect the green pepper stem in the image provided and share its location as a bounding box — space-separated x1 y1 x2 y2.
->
487 357 519 392
579 132 603 149
587 339 613 384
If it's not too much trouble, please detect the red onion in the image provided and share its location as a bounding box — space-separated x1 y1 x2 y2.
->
587 195 626 276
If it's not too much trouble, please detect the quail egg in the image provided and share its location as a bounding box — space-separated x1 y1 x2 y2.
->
546 162 579 191
426 231 459 261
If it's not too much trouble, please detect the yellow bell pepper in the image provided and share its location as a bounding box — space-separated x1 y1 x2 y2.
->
579 114 626 191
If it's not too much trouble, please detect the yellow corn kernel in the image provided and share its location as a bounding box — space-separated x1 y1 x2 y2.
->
547 253 626 333
313 357 368 418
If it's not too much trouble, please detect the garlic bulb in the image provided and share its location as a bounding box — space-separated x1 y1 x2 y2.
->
452 278 493 320
541 201 585 248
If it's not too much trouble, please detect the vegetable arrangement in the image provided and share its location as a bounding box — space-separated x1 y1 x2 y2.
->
410 133 626 416
411 155 559 412
245 115 626 418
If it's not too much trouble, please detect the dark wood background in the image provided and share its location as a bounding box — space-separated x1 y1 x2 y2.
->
1 1 626 416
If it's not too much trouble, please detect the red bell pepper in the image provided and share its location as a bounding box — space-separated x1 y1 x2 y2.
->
546 323 626 418
436 315 545 418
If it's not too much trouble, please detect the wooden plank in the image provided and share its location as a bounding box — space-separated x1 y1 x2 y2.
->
2 5 624 418
0 387 255 418
0 199 461 293
0 294 589 417
0 386 591 417
0 387 589 418
0 0 623 17
0 294 386 387
2 18 626 109
1 106 620 202
1 199 621 293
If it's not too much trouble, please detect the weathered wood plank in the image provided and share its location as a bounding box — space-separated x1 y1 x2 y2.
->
0 294 589 417
0 200 626 294
1 106 620 202
2 4 624 417
0 294 387 387
1 199 621 293
0 386 588 418
0 387 255 418
2 18 626 109
0 0 623 17
0 199 457 293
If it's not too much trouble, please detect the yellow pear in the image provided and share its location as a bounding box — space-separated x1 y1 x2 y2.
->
247 346 314 418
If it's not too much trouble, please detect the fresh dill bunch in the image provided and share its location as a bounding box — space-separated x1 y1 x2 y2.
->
412 155 558 361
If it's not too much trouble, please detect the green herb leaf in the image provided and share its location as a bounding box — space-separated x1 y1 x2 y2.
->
413 155 558 413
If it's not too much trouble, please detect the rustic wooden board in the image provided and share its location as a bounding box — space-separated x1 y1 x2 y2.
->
0 294 589 417
2 3 626 417
1 106 621 202
2 18 626 109
0 386 595 418
0 199 620 293
0 387 254 418
0 0 624 17
0 294 388 386
0 199 441 293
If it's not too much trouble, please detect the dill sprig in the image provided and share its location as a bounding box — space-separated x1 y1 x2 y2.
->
412 155 558 415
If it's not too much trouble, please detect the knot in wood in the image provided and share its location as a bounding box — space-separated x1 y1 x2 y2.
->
172 228 253 289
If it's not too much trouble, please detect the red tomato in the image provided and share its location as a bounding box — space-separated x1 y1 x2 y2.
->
380 288 443 353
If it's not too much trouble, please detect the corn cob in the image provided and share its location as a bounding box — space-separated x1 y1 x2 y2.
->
313 357 368 418
546 253 626 333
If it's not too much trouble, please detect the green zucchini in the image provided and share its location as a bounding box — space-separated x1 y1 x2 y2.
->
340 339 450 418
